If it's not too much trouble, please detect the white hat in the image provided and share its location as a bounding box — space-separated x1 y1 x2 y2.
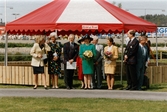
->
92 35 98 40
49 32 57 38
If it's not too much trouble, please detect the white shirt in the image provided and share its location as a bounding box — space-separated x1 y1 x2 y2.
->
139 43 146 56
107 45 112 51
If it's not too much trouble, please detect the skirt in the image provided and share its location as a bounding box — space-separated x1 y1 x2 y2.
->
104 65 116 74
32 66 44 74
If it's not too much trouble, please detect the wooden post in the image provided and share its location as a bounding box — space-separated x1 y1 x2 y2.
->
160 51 162 60
0 66 3 83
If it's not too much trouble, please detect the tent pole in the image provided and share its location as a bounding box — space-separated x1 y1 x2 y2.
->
120 30 124 87
55 29 57 36
4 0 8 66
4 32 8 66
155 31 158 66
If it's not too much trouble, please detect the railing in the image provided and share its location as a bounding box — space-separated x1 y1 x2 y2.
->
0 66 50 85
0 62 167 85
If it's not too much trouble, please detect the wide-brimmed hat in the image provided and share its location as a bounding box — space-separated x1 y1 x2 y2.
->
78 36 85 44
83 34 93 41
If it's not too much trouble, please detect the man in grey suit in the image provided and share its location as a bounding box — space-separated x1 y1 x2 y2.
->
136 36 148 90
91 36 104 89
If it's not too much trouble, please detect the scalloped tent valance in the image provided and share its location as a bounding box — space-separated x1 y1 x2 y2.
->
6 0 157 35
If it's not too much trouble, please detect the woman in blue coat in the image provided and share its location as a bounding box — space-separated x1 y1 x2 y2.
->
79 34 96 89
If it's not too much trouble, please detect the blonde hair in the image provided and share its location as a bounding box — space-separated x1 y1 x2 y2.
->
34 35 45 44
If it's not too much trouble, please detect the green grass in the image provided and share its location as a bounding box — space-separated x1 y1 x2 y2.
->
0 76 167 112
0 97 166 112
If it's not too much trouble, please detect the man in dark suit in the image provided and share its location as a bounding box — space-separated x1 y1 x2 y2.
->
91 36 103 89
124 30 139 90
63 34 79 89
136 36 148 90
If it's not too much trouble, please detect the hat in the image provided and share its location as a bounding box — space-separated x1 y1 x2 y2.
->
78 36 85 44
92 35 98 40
49 32 58 38
83 34 93 41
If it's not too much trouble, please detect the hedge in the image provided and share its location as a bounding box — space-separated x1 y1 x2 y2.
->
0 43 165 48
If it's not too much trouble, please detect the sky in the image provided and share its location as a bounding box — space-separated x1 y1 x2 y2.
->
0 0 166 23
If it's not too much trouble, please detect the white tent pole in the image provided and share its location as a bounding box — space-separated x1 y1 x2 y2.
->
55 29 57 36
4 0 8 66
120 30 124 86
156 31 158 66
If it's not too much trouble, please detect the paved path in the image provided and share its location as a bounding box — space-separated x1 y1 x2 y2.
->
0 88 167 101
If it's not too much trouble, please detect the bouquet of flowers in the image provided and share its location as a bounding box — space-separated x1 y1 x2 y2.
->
83 50 93 60
104 51 112 59
104 51 112 64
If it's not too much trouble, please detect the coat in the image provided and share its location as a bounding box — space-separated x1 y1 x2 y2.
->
63 42 79 64
30 43 51 67
104 45 118 74
124 37 139 65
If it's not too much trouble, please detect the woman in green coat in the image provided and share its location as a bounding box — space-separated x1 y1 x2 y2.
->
79 35 96 89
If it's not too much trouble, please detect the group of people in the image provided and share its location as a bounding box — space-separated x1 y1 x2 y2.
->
30 29 149 91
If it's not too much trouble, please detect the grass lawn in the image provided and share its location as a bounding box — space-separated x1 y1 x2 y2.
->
0 97 167 112
0 76 167 112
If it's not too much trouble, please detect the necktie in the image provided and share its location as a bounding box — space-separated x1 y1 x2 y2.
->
127 39 131 47
128 39 131 43
142 46 145 56
70 42 74 48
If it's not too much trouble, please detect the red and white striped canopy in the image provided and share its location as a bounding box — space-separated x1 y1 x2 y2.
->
6 0 157 35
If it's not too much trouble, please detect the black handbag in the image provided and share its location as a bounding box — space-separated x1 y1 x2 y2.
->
43 58 48 65
43 47 48 65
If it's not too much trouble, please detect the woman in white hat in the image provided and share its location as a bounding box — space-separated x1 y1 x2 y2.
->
47 32 63 89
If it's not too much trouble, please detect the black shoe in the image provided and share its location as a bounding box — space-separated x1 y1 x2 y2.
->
44 86 48 90
84 87 88 90
130 86 137 90
33 86 37 89
33 87 37 89
88 87 92 90
66 86 71 90
125 85 132 90
70 87 75 89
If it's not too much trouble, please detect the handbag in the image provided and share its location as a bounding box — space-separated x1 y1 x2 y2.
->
43 58 48 65
43 47 48 65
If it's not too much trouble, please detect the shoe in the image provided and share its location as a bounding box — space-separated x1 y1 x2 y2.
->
125 85 132 90
130 86 137 90
52 86 59 89
52 86 55 89
70 87 75 89
66 86 71 90
44 86 48 90
81 85 84 89
33 86 37 89
88 87 92 90
55 86 59 89
84 87 88 90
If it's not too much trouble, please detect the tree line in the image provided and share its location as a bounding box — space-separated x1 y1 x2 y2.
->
140 14 167 26
112 2 167 26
